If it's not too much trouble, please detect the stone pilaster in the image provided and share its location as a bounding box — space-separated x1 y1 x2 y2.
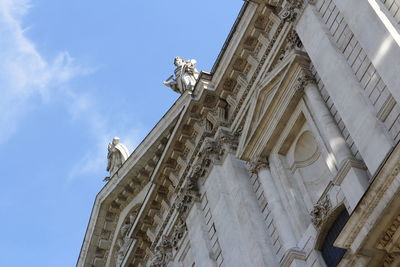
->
186 203 217 267
333 0 400 106
204 153 278 267
296 5 393 175
251 158 298 254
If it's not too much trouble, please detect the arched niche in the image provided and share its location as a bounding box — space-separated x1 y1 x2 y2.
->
292 130 332 204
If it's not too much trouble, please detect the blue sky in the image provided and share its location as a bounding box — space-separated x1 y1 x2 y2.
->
0 0 242 266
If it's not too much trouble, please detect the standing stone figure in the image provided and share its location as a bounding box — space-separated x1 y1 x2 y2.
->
163 57 200 94
106 137 130 177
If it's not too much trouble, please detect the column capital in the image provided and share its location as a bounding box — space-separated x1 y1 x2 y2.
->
249 157 269 174
294 70 317 93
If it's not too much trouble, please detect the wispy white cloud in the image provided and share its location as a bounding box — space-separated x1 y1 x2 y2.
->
0 0 89 143
0 0 144 181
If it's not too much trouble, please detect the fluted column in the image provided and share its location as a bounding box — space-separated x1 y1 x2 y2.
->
304 80 353 170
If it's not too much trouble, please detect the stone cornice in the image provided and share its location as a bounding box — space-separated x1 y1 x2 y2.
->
280 248 307 267
377 214 400 251
333 157 367 185
334 143 400 252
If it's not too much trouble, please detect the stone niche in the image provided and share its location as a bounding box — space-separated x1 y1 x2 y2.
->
272 100 335 234
286 128 332 205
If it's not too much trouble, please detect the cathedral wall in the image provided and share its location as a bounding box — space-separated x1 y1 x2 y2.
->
311 66 362 161
257 98 346 267
297 1 393 176
79 1 400 266
289 0 400 264
314 0 400 144
380 0 400 24
153 1 400 265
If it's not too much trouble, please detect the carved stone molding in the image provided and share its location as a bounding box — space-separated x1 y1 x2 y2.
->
294 69 316 92
202 139 224 163
311 194 332 228
174 175 200 214
382 251 400 267
174 193 195 214
171 218 187 250
279 0 304 21
249 157 269 174
152 131 240 258
115 211 138 266
378 214 400 250
149 238 173 267
288 29 303 48
333 158 366 185
281 30 303 61
217 131 239 153
231 20 285 124
280 248 307 267
267 0 283 7
199 131 239 165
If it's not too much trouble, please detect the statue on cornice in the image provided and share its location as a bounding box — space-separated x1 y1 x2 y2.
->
106 137 130 178
163 57 199 94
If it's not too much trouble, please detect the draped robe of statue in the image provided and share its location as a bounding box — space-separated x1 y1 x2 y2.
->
107 137 130 176
163 57 200 94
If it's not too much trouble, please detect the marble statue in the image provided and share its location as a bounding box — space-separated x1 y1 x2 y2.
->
106 137 130 177
163 57 200 94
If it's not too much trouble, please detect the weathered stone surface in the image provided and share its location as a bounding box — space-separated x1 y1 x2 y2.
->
78 1 400 266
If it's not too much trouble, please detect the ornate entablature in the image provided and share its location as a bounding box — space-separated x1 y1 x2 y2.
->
78 0 400 266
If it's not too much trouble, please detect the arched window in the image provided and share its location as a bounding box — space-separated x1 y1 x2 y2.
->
321 209 349 267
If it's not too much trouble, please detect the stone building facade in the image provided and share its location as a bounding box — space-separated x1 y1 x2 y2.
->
77 0 400 266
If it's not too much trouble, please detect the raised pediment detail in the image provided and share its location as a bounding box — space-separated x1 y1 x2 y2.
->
237 52 312 161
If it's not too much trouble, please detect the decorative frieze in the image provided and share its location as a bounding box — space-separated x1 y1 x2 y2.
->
378 214 400 249
267 0 283 7
171 218 187 250
231 20 285 123
279 0 304 21
149 238 173 267
280 30 303 61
